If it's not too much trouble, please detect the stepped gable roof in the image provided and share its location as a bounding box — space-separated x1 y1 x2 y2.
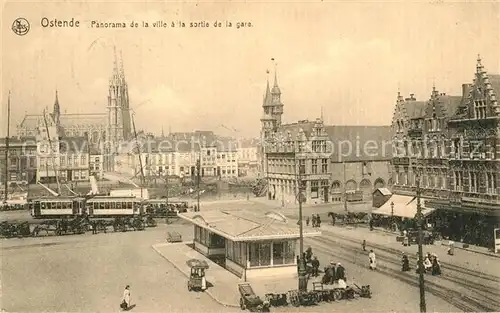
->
325 125 393 162
403 101 427 119
489 74 500 93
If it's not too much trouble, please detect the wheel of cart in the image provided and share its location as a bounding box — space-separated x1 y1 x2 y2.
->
312 282 331 302
331 288 343 301
287 290 300 307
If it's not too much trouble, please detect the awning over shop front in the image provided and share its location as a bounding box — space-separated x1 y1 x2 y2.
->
372 194 435 219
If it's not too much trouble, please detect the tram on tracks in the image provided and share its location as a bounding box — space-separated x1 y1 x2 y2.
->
31 197 87 219
30 196 145 219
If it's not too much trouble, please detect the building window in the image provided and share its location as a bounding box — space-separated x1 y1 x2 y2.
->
311 160 318 174
249 242 271 267
321 159 328 174
272 241 295 265
454 171 463 191
311 181 319 198
226 240 245 266
81 155 86 166
486 172 497 194
299 160 306 174
469 172 478 193
474 100 487 119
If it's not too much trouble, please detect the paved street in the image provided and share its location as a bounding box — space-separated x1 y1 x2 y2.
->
1 224 234 313
2 199 499 312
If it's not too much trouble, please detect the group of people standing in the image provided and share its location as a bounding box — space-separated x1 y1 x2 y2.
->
306 214 322 228
322 261 347 288
402 251 441 276
417 252 442 276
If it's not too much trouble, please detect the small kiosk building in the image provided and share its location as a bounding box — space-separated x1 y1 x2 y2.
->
178 210 321 279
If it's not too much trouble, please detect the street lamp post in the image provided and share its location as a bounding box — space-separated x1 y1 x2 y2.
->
196 157 201 212
343 161 348 212
415 171 427 313
390 201 395 231
297 160 307 292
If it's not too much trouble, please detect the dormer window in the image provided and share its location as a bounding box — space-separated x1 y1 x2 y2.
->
474 100 487 119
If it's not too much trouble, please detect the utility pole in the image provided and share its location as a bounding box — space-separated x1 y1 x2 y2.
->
3 91 11 203
415 170 427 313
42 109 60 194
196 156 200 212
343 161 348 212
296 157 307 292
131 113 145 199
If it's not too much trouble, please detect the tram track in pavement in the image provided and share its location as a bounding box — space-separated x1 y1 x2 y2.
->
314 232 500 304
320 228 500 284
307 235 500 312
319 228 500 288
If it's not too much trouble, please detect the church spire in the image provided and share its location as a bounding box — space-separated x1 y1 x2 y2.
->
271 58 281 95
476 53 484 73
263 69 271 106
53 90 60 115
119 49 126 80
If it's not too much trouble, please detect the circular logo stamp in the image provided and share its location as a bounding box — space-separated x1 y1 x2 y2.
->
12 18 30 36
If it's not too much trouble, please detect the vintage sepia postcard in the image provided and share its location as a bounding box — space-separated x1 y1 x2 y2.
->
1 1 500 312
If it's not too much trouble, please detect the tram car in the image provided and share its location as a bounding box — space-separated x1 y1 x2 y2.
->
31 197 87 219
86 196 145 217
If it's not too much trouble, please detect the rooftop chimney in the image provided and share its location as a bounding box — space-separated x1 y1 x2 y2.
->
462 83 471 99
410 93 416 100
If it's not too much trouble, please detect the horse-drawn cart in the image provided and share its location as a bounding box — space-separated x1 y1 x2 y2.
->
238 283 270 312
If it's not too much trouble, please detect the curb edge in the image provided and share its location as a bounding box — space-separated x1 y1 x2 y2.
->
152 244 240 308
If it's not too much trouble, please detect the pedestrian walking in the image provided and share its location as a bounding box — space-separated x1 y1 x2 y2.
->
121 285 131 311
362 240 366 251
311 256 320 277
316 214 321 227
368 250 377 270
306 216 310 226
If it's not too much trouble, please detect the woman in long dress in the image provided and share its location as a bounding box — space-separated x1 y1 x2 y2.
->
122 285 131 310
368 250 377 270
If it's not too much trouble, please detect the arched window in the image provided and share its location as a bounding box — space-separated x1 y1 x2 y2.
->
345 180 357 192
331 181 341 193
374 178 385 189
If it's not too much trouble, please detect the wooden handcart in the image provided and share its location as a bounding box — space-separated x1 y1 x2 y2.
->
238 282 270 312
187 259 209 292
166 231 182 243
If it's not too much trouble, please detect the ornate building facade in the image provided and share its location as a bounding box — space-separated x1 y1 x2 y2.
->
16 48 132 172
391 56 500 247
262 70 392 204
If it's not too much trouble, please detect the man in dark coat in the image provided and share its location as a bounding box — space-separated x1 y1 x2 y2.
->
325 261 336 284
402 253 410 272
311 256 320 277
316 214 321 227
335 263 346 282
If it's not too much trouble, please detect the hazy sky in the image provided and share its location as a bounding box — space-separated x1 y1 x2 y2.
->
1 1 499 138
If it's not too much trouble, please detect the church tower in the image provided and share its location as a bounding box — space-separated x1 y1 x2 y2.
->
260 64 284 175
52 90 61 126
106 47 132 147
